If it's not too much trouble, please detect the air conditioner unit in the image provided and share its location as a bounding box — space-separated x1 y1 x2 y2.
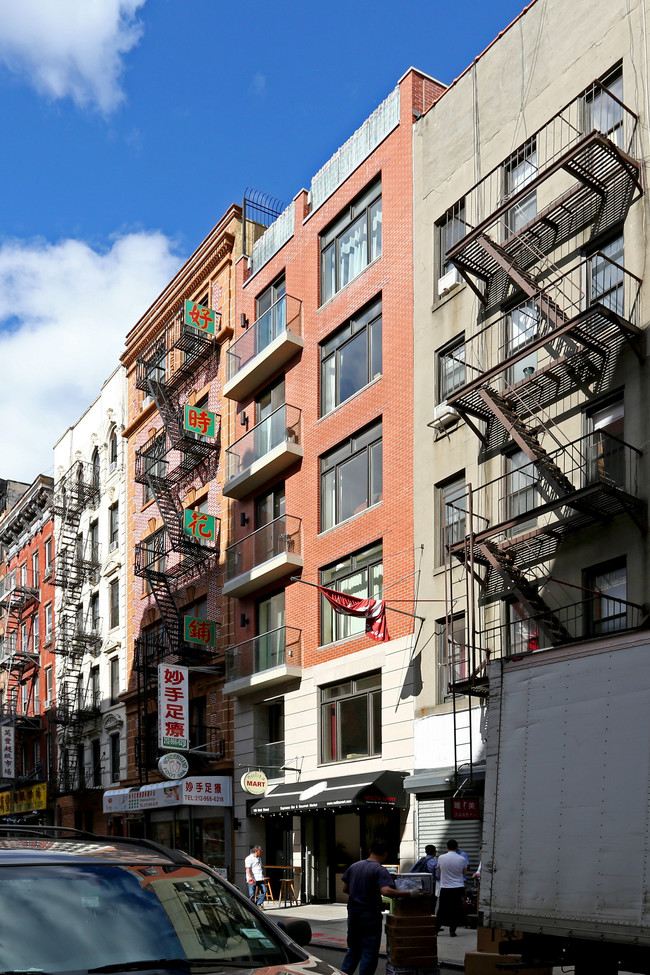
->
431 401 460 429
437 267 462 298
109 541 118 552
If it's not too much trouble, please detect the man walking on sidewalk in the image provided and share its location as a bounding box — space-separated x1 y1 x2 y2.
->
245 845 266 908
341 840 420 975
436 839 467 937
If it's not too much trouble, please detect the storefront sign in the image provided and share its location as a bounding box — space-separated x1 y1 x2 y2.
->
184 510 216 542
0 782 47 815
240 770 268 796
103 776 232 814
184 405 217 439
158 753 189 779
184 615 217 647
184 300 217 335
445 797 480 820
1 726 14 779
158 664 189 751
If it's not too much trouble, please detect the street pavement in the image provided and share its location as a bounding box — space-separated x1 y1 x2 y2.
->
264 902 473 970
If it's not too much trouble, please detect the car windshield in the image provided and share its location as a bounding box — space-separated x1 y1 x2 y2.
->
0 862 289 974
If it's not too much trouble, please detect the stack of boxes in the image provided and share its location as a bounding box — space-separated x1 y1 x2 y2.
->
385 875 439 975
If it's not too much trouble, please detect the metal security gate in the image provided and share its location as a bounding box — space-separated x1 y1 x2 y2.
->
416 797 482 874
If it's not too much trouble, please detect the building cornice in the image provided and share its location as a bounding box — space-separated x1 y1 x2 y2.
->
0 476 53 548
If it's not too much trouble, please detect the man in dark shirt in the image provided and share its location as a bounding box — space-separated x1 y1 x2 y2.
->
341 840 417 975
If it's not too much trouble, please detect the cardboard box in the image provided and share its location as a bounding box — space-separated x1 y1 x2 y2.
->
388 951 439 967
390 897 435 917
387 934 438 951
386 916 437 933
464 951 551 975
475 926 520 952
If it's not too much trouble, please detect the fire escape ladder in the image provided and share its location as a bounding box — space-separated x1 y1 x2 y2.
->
479 541 574 645
147 379 186 450
478 389 576 498
476 236 569 330
147 574 182 657
144 471 187 550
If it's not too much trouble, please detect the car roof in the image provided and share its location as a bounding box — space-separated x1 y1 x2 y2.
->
0 826 196 866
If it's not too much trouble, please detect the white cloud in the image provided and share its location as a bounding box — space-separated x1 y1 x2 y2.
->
0 232 182 482
0 0 146 112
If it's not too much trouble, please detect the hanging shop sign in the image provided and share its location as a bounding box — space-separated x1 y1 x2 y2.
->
184 509 217 542
183 405 217 439
184 616 217 647
240 770 269 796
158 752 190 780
0 782 47 816
158 664 189 751
184 300 217 336
103 776 233 814
1 726 14 779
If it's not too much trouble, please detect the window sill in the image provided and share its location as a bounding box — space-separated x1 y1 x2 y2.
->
318 255 382 311
317 632 385 654
318 500 383 539
431 281 466 312
318 754 381 768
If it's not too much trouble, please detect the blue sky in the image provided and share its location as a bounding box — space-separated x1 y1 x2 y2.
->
0 0 528 483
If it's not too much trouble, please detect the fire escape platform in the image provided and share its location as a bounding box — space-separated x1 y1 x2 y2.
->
224 330 304 402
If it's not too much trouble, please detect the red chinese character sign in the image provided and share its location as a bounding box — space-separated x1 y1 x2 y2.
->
184 509 216 542
184 300 217 335
445 797 480 820
184 405 216 439
158 664 189 751
2 726 14 779
184 616 217 647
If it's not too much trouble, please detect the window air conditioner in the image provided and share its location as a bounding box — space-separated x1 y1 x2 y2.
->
437 267 462 298
431 401 460 429
110 540 118 552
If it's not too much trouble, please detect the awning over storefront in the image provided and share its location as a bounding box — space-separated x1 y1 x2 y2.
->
103 775 233 814
250 770 407 815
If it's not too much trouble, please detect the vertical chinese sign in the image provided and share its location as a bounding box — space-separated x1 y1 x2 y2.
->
158 665 189 751
184 405 217 439
184 509 216 543
184 300 217 336
2 726 14 779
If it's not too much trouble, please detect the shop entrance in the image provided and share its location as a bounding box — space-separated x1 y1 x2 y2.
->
302 813 332 902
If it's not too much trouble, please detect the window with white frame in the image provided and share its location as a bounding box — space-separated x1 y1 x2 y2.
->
45 667 53 706
320 542 383 646
320 420 382 531
44 537 53 573
45 604 53 644
590 235 624 316
585 558 627 635
321 297 382 415
437 613 467 698
33 614 39 653
439 475 467 560
109 428 118 471
109 502 119 551
320 671 381 764
31 551 39 588
506 450 538 527
586 66 623 146
504 138 537 236
110 656 120 704
437 199 466 278
507 302 539 384
109 578 119 629
320 179 382 304
437 336 466 401
110 732 121 783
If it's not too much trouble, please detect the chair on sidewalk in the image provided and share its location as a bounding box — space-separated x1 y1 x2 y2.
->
263 877 275 906
278 877 298 908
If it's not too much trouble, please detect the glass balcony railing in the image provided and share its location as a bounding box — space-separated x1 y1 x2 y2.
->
226 295 301 381
225 626 301 683
225 404 301 482
225 515 302 582
254 740 286 771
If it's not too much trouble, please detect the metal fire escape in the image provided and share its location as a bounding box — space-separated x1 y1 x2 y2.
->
438 78 646 784
51 461 101 793
0 573 42 782
133 303 223 779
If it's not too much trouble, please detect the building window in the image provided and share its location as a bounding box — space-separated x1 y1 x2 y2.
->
504 138 537 236
507 303 538 384
438 614 467 698
506 450 538 527
21 621 28 656
321 421 382 531
109 578 119 629
320 671 381 764
109 503 119 552
320 542 383 646
77 743 85 789
588 396 625 488
321 297 382 415
92 738 102 787
31 551 39 588
33 675 40 714
90 665 100 709
508 602 541 655
44 537 53 573
439 476 467 559
255 274 286 347
437 336 466 401
590 235 624 315
110 733 120 783
437 199 466 277
585 558 627 635
110 657 120 704
321 179 382 304
92 448 100 490
109 428 118 471
45 667 53 706
190 696 207 751
33 614 39 653
90 592 100 633
586 66 623 145
44 604 53 644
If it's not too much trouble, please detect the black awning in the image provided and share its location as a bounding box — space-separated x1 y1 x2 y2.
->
250 770 407 815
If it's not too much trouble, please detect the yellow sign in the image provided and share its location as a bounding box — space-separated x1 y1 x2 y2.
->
0 783 47 815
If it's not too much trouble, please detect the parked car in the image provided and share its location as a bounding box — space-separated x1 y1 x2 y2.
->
0 825 338 975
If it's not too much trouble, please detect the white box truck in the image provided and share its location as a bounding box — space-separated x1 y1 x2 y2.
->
480 630 650 975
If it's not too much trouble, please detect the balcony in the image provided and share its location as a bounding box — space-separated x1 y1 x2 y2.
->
224 295 303 401
224 405 303 500
445 80 641 294
223 516 303 598
223 626 301 696
446 254 643 424
254 739 286 773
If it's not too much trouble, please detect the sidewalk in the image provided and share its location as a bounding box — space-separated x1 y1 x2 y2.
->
265 902 473 970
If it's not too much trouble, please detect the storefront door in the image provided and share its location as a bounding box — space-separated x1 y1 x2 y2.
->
302 813 332 903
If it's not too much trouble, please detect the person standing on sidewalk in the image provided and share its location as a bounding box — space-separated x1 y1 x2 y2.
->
436 839 467 937
341 840 420 975
244 845 266 908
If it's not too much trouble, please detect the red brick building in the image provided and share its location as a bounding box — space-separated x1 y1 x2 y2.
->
0 475 56 823
225 68 445 901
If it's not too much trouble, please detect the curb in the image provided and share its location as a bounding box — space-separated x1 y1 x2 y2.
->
308 938 464 971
